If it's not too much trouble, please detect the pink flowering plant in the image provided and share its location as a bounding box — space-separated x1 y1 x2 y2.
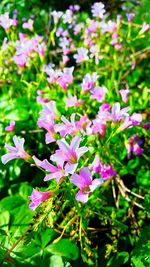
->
0 1 149 266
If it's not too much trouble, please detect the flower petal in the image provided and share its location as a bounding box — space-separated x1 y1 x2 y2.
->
89 178 103 192
65 162 78 174
76 191 89 203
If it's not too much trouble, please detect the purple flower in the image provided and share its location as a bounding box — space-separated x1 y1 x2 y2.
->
125 134 143 159
143 122 150 130
74 48 89 63
29 189 52 210
91 2 105 18
119 89 129 103
126 13 135 23
1 136 31 165
5 121 15 132
100 164 116 180
90 86 108 102
70 167 103 203
90 155 116 179
50 136 88 174
69 5 80 12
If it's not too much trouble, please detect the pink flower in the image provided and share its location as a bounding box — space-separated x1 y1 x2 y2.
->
106 20 117 33
22 19 34 30
65 93 83 108
92 119 107 137
46 67 61 84
33 156 66 183
119 89 129 103
90 86 108 102
1 136 31 164
37 120 56 144
74 22 84 35
118 113 142 132
98 103 110 115
76 116 92 135
0 13 13 31
91 2 105 18
92 104 110 137
57 67 74 90
51 11 63 24
13 54 28 68
29 189 52 210
111 103 130 122
36 96 49 103
139 23 150 35
70 167 103 203
35 44 46 59
81 73 98 93
37 101 58 126
54 114 78 137
50 136 88 174
62 55 69 65
5 121 15 132
74 47 89 63
62 9 74 24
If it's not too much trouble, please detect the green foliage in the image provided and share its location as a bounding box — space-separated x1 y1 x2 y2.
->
47 239 79 260
131 225 150 267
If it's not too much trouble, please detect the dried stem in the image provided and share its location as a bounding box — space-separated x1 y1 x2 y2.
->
115 175 144 209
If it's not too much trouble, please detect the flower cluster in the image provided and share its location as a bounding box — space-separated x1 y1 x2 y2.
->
1 2 149 211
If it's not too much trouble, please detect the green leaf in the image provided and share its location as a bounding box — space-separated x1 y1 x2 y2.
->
46 239 79 260
127 157 140 169
0 196 26 212
5 108 30 121
0 210 10 231
107 252 129 267
144 194 150 213
131 225 150 267
0 247 6 264
49 255 64 267
41 228 57 248
19 183 32 201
